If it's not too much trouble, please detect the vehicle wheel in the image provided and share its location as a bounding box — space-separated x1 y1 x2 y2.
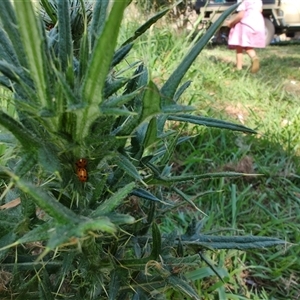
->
264 18 275 46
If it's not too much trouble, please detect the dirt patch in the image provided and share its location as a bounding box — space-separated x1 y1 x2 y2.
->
222 155 255 174
0 270 12 292
283 80 300 95
223 103 250 124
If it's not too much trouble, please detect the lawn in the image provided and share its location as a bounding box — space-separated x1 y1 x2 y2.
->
126 19 300 298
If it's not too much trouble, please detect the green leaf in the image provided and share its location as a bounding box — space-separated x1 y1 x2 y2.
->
40 0 57 24
121 7 170 46
39 217 116 259
109 270 121 300
0 222 53 253
38 269 55 300
102 88 143 109
115 153 144 183
0 0 28 67
91 182 135 217
0 61 23 84
168 114 257 134
103 77 129 99
14 0 50 109
79 25 89 81
161 231 177 255
198 252 225 283
2 171 79 225
186 266 229 281
151 223 161 259
0 111 40 150
167 275 200 300
111 43 133 67
158 134 181 167
174 80 192 102
172 187 207 216
0 261 62 272
115 66 149 139
18 222 53 244
57 0 73 72
163 104 195 114
140 80 161 122
0 233 17 260
161 3 239 103
79 0 128 139
0 76 12 90
14 153 37 177
147 172 247 186
44 224 80 253
123 63 146 95
37 145 60 173
101 107 136 116
142 117 159 151
0 67 40 109
0 28 19 66
0 133 16 145
130 188 162 202
90 0 109 49
55 71 80 108
57 252 77 288
181 234 286 250
76 216 117 235
164 254 200 266
105 213 135 225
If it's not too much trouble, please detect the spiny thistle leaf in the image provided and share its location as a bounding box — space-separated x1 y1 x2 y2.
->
79 0 128 139
167 275 201 300
57 0 73 72
181 234 286 250
160 3 239 103
1 170 79 224
168 114 257 134
121 6 171 46
15 0 50 109
91 182 135 217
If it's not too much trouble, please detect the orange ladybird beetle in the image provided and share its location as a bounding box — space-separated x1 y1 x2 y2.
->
75 158 88 182
77 167 87 182
76 158 87 168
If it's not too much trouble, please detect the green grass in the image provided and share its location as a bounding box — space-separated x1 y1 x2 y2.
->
126 20 300 299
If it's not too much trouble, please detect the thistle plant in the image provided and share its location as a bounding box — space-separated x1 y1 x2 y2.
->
0 0 285 298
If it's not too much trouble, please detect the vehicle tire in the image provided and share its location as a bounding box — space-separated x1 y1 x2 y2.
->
264 18 275 46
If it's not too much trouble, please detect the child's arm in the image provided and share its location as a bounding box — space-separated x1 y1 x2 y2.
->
226 10 245 28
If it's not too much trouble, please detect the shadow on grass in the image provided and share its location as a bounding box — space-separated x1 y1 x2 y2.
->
171 124 300 299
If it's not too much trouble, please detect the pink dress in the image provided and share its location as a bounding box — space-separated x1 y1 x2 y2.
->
228 0 265 48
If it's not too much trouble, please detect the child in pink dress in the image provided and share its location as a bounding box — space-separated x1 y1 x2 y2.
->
227 0 265 73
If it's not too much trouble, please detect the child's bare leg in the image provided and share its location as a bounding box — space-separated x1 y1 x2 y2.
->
245 47 256 58
245 47 259 73
236 46 243 70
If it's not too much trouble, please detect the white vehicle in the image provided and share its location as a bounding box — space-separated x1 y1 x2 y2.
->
194 0 300 45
